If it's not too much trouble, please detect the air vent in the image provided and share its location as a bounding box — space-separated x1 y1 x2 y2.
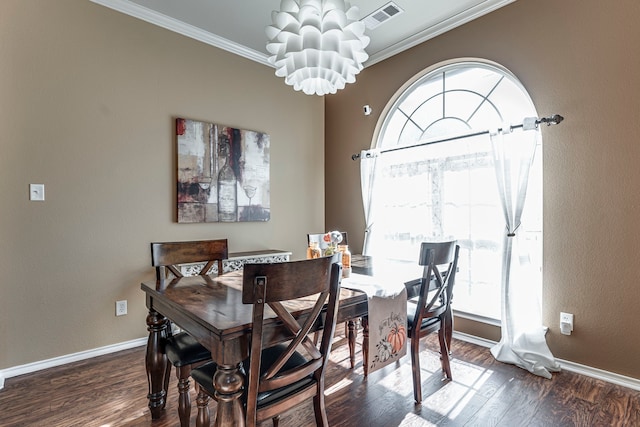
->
361 2 404 30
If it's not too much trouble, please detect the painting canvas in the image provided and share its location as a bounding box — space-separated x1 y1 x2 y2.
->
177 118 270 223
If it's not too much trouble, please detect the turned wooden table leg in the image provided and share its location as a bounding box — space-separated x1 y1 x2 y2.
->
177 365 192 427
145 309 170 419
214 363 245 427
347 319 357 369
362 315 369 376
195 387 211 427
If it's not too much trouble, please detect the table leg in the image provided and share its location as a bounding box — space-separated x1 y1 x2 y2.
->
347 319 357 369
145 309 170 419
362 315 369 376
213 363 245 427
195 387 210 427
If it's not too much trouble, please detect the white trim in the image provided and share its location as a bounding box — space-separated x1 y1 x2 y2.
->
0 337 146 390
453 309 501 327
453 331 496 348
89 0 516 70
556 359 640 392
2 333 640 393
366 0 517 66
89 0 271 67
453 332 640 391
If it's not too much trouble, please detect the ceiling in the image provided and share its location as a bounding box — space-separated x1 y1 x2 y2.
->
91 0 515 67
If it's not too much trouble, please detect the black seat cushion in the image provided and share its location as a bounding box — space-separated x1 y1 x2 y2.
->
406 302 441 336
191 344 315 408
165 332 212 367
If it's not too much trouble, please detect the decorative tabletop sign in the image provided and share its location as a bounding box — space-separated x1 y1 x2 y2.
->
176 118 270 223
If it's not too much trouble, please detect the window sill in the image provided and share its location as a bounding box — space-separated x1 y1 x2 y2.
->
453 309 501 327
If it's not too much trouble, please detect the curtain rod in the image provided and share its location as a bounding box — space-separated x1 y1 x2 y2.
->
351 114 564 161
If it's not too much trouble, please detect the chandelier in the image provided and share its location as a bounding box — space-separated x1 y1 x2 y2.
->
266 0 370 96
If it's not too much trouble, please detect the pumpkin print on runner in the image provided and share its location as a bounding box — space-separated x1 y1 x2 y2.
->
387 323 407 354
370 311 407 370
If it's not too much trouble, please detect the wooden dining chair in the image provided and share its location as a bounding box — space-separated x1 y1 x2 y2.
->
150 238 229 427
406 240 459 404
191 255 342 427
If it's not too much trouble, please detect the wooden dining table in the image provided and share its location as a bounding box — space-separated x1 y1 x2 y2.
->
141 269 369 427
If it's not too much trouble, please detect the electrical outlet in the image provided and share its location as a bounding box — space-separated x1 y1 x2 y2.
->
560 312 574 335
116 300 127 316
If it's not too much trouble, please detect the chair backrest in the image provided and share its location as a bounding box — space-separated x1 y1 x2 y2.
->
150 239 229 281
307 231 348 251
410 241 460 331
241 255 342 425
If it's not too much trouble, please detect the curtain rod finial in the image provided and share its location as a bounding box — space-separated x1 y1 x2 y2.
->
538 114 564 126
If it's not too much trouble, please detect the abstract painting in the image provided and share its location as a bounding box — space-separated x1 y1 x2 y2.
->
176 118 270 223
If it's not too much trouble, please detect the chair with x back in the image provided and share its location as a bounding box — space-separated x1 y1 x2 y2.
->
150 238 229 427
191 255 342 427
406 240 459 404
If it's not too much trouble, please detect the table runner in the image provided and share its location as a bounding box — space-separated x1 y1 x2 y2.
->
342 273 407 374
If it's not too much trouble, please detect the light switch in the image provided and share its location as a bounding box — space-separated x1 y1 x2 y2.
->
30 184 45 201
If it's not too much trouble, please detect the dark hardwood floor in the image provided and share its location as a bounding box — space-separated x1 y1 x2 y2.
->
1 333 639 426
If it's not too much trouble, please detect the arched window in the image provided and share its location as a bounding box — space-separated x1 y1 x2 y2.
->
368 59 541 321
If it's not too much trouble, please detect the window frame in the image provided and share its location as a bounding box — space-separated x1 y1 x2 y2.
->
368 58 541 323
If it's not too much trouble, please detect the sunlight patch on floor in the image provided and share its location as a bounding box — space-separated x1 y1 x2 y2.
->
421 381 469 415
419 361 495 421
451 358 494 389
397 412 438 426
377 362 415 398
325 377 353 396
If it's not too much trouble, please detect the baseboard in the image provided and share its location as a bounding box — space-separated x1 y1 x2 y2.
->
555 359 640 391
453 331 496 348
453 331 640 392
0 337 147 390
3 333 639 393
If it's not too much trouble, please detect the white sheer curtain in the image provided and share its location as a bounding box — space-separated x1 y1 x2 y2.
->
489 125 560 379
360 149 380 256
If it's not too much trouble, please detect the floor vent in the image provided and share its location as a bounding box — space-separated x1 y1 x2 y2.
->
361 2 404 30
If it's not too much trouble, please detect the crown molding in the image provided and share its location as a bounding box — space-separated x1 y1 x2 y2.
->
91 0 516 70
365 0 517 66
89 0 271 67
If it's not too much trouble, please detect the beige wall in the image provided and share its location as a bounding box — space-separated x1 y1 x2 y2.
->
326 0 640 379
4 0 640 383
0 0 325 368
